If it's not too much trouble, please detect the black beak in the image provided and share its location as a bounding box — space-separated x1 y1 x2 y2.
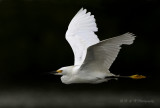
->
49 71 62 75
48 71 57 75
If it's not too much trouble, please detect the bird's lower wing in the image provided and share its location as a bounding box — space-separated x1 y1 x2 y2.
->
79 32 136 74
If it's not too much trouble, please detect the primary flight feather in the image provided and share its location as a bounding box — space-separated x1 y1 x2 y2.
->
54 8 146 84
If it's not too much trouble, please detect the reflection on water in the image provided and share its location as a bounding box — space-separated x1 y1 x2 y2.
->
0 89 159 108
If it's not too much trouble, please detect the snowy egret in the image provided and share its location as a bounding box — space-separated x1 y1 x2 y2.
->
54 8 146 84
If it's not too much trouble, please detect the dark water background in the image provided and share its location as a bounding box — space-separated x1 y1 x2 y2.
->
0 0 160 107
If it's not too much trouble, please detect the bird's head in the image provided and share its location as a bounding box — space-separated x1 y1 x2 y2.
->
55 66 74 84
54 66 73 76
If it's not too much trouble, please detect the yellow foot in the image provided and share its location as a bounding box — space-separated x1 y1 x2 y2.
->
129 74 146 79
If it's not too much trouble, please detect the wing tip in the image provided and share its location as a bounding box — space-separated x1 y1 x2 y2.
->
125 32 136 37
78 7 87 14
122 32 136 45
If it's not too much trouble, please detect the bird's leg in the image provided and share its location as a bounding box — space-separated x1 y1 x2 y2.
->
105 74 146 79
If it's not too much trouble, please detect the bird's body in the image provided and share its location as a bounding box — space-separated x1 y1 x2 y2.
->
54 8 145 84
59 65 113 84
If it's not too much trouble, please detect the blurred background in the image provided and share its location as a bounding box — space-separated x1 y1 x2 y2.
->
0 0 160 107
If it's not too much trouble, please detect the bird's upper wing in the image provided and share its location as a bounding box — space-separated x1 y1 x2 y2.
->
65 8 100 66
79 33 136 74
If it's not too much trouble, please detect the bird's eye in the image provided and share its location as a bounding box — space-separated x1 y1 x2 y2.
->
56 70 63 73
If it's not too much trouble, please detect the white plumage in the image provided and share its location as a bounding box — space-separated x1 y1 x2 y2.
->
66 8 99 66
80 33 135 77
55 8 136 84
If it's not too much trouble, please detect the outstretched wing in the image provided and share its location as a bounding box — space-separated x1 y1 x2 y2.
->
80 33 136 74
65 8 100 66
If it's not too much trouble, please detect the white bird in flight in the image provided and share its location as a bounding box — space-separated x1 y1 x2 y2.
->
54 8 146 84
